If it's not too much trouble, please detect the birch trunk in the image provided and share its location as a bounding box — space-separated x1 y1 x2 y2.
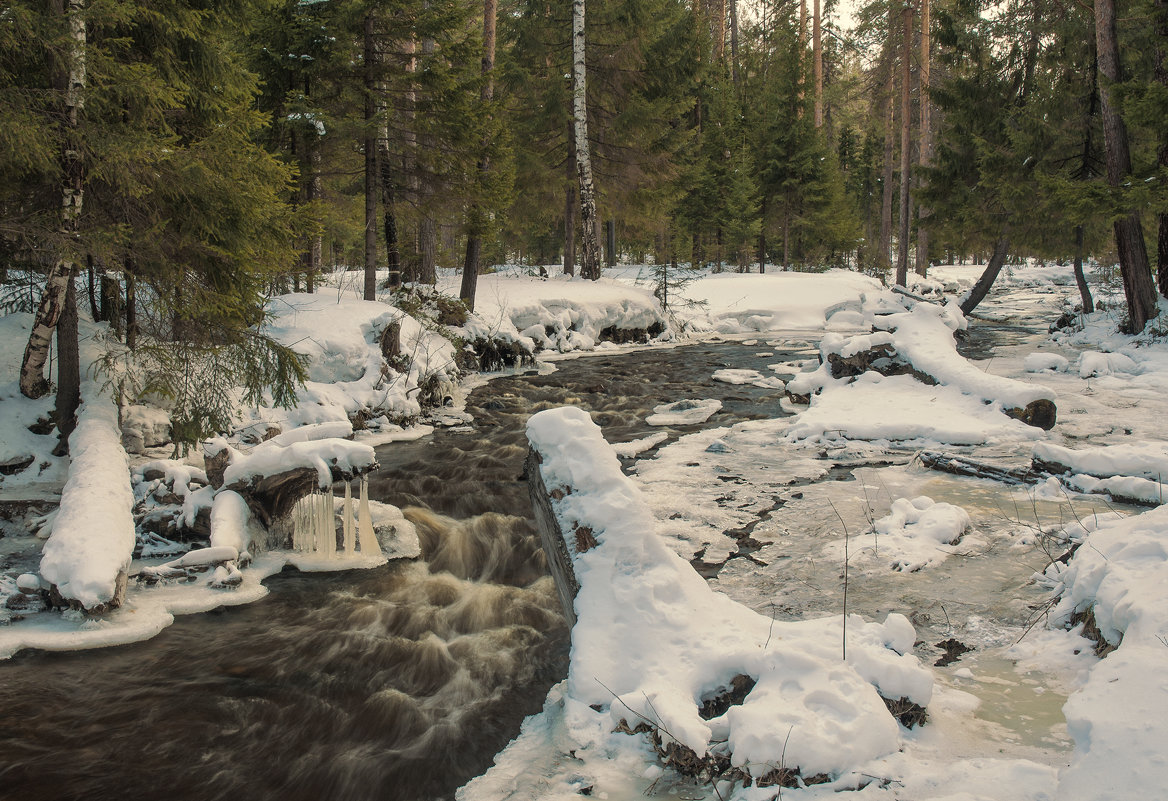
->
896 3 912 287
21 0 85 399
915 0 931 277
572 0 602 280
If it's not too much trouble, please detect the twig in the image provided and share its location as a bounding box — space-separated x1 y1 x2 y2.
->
829 498 850 661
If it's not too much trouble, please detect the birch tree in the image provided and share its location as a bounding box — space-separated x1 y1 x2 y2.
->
572 0 602 280
20 0 85 400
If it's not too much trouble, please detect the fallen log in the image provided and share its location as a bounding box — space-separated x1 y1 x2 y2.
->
917 451 1038 485
525 448 581 627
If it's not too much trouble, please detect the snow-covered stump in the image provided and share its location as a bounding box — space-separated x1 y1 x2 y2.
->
208 423 380 550
39 395 136 614
509 407 935 795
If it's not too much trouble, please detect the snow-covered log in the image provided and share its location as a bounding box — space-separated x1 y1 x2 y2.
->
39 394 136 612
517 406 934 790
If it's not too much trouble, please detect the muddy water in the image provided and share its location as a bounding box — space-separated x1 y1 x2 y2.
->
0 339 805 801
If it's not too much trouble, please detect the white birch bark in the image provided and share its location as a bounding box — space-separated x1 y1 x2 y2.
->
21 0 86 399
572 0 602 281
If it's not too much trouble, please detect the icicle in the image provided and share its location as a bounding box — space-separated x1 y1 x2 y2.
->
315 489 329 555
292 495 308 552
357 474 381 557
343 481 355 556
325 487 336 559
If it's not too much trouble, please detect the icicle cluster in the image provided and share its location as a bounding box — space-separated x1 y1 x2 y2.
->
291 475 382 558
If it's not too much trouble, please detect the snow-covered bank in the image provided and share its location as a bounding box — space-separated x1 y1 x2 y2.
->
1044 504 1168 801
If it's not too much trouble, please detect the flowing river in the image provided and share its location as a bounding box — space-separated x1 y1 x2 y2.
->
0 318 1121 799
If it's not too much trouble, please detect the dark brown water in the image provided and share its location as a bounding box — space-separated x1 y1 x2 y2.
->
0 340 802 801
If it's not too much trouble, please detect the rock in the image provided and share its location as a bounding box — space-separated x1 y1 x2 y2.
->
827 343 936 385
1004 398 1057 430
204 447 232 490
121 429 146 455
0 455 35 476
122 405 172 448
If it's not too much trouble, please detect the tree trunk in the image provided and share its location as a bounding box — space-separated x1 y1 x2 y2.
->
55 276 80 453
606 219 616 267
797 0 807 114
307 127 322 293
1155 0 1168 298
125 257 137 350
363 12 378 301
86 253 98 320
420 218 437 284
572 0 602 280
960 234 1010 315
879 55 894 273
813 0 823 128
896 3 912 287
1074 225 1096 313
915 0 931 277
460 0 498 310
21 0 85 400
1095 0 1159 331
729 0 741 92
758 196 767 273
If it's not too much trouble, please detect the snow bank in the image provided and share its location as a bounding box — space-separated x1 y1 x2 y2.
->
475 407 933 797
786 300 1054 445
445 272 667 354
787 372 1044 445
677 270 883 332
1045 504 1168 800
260 292 457 429
1034 442 1168 483
38 393 136 610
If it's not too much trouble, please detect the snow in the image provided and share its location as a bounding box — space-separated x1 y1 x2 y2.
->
222 436 377 488
787 372 1045 445
646 398 723 426
866 496 972 572
209 490 253 554
38 390 136 610
481 407 934 795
